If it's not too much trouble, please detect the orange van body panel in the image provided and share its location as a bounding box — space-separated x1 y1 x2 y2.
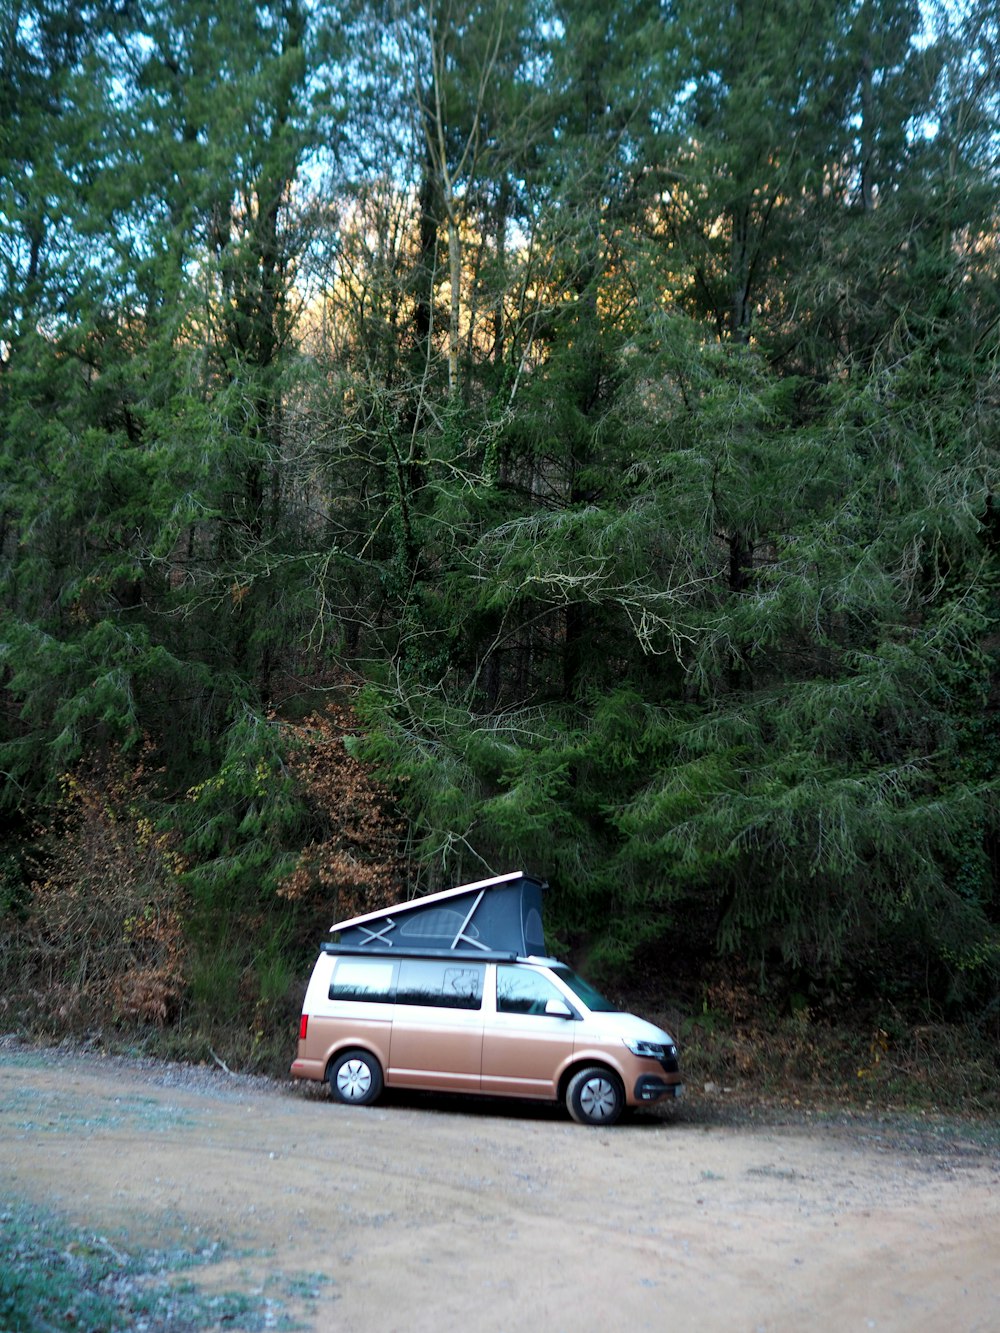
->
291 953 682 1119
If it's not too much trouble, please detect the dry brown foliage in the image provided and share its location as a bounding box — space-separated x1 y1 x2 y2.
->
11 753 188 1031
277 702 408 922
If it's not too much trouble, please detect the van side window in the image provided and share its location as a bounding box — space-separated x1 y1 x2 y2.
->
329 958 398 1002
496 966 566 1016
396 959 484 1010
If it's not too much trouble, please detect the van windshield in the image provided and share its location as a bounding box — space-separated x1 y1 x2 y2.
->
549 965 618 1013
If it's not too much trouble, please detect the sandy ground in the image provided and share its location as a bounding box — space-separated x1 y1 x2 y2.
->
1 1044 999 1332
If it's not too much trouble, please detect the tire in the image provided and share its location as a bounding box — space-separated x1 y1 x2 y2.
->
328 1048 384 1106
566 1066 625 1126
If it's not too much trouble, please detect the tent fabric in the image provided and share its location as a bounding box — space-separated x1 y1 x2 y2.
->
330 872 547 957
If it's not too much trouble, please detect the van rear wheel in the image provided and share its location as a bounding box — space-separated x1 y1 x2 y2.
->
328 1049 383 1106
566 1066 624 1126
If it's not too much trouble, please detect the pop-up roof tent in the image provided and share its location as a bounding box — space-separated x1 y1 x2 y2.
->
325 871 547 958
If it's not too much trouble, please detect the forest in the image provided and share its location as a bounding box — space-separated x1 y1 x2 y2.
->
2 0 999 1087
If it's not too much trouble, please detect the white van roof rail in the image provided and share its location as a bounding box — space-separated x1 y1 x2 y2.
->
320 942 522 963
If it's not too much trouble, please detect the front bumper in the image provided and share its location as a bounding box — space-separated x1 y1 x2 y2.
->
633 1074 684 1103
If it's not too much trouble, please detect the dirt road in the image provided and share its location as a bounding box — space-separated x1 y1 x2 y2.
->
2 1044 998 1332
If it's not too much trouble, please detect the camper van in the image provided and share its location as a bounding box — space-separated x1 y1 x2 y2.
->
290 872 682 1126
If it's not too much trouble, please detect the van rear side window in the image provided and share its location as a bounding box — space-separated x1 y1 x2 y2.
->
396 959 484 1010
329 958 397 1002
327 956 484 1009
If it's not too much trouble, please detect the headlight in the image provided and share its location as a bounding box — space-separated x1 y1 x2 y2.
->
624 1038 673 1059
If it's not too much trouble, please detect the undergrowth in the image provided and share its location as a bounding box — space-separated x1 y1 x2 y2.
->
631 979 1000 1116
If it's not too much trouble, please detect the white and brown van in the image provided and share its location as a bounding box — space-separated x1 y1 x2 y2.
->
290 873 682 1126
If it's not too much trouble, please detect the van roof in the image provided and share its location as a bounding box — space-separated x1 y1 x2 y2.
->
319 943 564 967
321 943 518 962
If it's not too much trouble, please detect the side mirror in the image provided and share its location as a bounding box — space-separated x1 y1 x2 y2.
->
544 997 573 1019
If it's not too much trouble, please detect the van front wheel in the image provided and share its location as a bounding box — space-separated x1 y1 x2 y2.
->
566 1066 624 1126
328 1049 383 1106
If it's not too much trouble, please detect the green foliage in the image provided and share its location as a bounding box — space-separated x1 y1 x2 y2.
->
0 848 28 920
178 707 305 916
3 0 1000 1044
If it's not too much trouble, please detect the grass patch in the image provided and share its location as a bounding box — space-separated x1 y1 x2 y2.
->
0 1199 300 1332
0 1075 196 1135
